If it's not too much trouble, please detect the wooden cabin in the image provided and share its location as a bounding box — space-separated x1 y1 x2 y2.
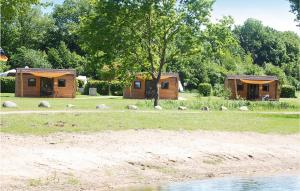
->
123 73 179 99
224 75 280 100
15 68 76 98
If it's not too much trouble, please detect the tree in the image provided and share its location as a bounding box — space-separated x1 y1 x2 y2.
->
1 6 55 56
9 47 51 68
235 19 288 66
288 0 300 26
47 0 93 54
0 0 39 22
79 0 214 106
47 41 87 74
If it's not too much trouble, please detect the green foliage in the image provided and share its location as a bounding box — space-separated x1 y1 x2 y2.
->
83 80 123 96
9 47 51 68
47 41 87 74
264 63 287 84
49 0 93 53
198 83 212 96
213 83 230 99
0 0 39 22
0 62 10 73
289 0 300 23
1 6 55 54
76 79 84 88
0 77 15 93
280 85 296 98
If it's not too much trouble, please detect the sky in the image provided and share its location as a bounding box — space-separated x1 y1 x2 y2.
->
47 0 299 35
211 0 299 35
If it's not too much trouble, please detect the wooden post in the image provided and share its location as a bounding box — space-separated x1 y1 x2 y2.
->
234 78 237 99
20 70 23 97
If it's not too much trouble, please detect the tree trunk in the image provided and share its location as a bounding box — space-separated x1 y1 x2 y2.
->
153 79 159 106
108 83 111 96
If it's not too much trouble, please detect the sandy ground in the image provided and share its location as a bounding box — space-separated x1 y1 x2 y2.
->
1 130 300 191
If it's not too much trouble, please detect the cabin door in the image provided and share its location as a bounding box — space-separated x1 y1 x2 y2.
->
145 80 155 99
40 77 54 97
247 84 259 100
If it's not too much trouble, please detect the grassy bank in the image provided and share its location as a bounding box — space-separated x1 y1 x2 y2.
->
1 93 300 111
1 112 299 135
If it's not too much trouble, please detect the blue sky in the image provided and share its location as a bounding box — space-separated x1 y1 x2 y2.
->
46 0 299 35
211 0 299 35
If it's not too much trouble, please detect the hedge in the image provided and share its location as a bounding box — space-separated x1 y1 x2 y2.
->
280 85 296 98
83 80 123 96
0 77 15 93
198 83 212 96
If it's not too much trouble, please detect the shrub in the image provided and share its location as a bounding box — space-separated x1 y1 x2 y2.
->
83 80 123 96
198 83 212 96
280 85 296 98
76 79 84 88
0 77 15 93
213 84 224 97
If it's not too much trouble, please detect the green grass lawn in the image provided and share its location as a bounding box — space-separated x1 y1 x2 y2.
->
1 93 299 135
1 92 300 111
1 112 299 135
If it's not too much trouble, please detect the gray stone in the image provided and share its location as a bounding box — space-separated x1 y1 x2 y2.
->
127 105 138 110
201 106 210 111
239 106 249 111
66 104 75 108
2 101 17 108
220 106 228 111
38 101 51 108
178 106 187 110
96 104 109 109
154 105 162 110
89 88 97 96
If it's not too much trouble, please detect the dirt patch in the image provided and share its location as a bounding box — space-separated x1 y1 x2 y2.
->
1 130 300 190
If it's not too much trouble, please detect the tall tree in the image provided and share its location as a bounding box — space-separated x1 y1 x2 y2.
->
288 0 300 26
47 0 93 54
0 0 39 22
80 0 214 106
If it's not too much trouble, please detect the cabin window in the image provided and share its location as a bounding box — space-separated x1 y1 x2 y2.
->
262 84 269 92
134 81 141 89
161 81 169 89
28 78 36 87
237 84 243 91
58 79 66 87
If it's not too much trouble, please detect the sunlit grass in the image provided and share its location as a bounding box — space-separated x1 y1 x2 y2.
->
1 112 299 135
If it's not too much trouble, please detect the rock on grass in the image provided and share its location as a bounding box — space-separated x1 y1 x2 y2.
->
38 101 51 108
2 101 17 108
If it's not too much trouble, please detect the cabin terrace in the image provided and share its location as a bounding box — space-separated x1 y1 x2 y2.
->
224 75 280 100
15 68 76 98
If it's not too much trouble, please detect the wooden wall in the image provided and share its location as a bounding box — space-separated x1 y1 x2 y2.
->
123 77 178 100
225 79 279 100
53 74 76 98
15 73 40 97
15 73 76 98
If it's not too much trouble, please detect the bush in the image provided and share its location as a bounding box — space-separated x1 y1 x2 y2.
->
83 80 123 96
280 85 296 98
76 79 84 88
0 77 15 93
198 83 212 96
213 84 224 97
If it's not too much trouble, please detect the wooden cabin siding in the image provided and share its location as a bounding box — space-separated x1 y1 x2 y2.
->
15 73 40 97
124 75 179 100
159 77 178 99
15 68 76 98
124 79 146 99
53 74 76 98
225 78 279 100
